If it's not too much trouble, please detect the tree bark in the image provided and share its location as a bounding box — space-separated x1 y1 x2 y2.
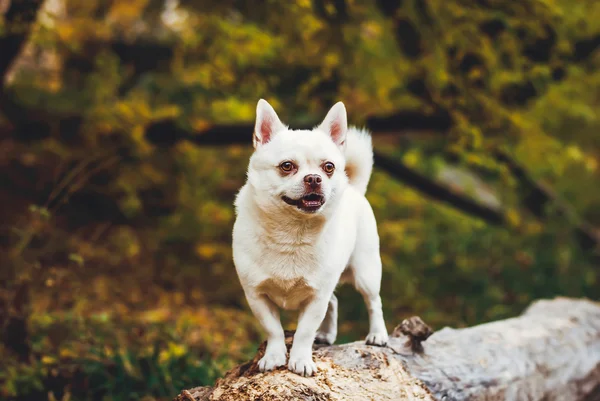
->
175 297 600 401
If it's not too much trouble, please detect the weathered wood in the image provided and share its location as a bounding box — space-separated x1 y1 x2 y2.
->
175 297 600 401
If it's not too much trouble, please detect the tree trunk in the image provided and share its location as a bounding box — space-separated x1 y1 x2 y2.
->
175 297 600 401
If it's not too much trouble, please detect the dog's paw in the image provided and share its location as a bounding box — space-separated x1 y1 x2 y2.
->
365 332 389 347
258 351 287 372
288 357 318 377
314 331 336 345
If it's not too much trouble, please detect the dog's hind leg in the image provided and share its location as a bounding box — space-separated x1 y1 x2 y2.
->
315 294 338 345
350 205 389 346
351 249 388 346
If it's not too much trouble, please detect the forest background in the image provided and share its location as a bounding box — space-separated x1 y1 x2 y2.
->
1 0 599 400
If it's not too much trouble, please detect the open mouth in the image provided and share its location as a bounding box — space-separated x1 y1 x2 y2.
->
282 193 325 213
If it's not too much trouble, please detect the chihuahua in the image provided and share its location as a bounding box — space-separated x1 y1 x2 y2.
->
232 100 388 376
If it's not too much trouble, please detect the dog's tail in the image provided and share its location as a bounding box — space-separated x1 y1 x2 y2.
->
344 127 374 195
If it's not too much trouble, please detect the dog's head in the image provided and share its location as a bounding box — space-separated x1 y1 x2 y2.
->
247 99 349 216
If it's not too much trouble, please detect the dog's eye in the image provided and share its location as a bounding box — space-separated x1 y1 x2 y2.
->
280 161 295 172
322 162 335 174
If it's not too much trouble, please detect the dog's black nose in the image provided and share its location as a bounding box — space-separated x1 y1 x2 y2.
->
304 174 322 190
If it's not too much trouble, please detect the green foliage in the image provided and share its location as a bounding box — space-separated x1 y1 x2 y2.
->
2 310 257 400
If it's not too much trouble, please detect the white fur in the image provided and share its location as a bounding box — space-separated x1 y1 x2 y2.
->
232 100 388 377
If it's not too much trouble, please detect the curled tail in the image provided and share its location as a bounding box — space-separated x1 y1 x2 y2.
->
344 127 373 195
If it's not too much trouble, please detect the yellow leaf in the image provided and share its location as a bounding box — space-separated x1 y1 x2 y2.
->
42 355 57 365
506 209 521 227
140 308 170 323
195 243 218 259
59 348 78 359
403 151 420 167
566 145 583 161
159 342 187 364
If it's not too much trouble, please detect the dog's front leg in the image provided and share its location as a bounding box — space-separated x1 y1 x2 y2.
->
245 292 287 372
288 295 330 376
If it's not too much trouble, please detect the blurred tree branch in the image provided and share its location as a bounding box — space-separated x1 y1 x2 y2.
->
373 151 506 226
492 149 600 254
0 0 43 91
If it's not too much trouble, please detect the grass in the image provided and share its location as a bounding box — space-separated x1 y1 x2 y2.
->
1 305 260 401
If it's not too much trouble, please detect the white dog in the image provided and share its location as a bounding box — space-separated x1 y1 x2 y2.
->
232 99 388 377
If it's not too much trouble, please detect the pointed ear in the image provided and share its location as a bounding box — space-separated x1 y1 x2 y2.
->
254 99 285 148
318 102 347 147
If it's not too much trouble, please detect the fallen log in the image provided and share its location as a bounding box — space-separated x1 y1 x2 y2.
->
175 297 600 401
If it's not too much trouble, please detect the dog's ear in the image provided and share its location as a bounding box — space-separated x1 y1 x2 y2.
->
318 102 347 148
254 99 286 149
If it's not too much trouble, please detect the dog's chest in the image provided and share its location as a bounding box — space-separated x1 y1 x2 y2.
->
252 242 321 310
256 276 314 310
